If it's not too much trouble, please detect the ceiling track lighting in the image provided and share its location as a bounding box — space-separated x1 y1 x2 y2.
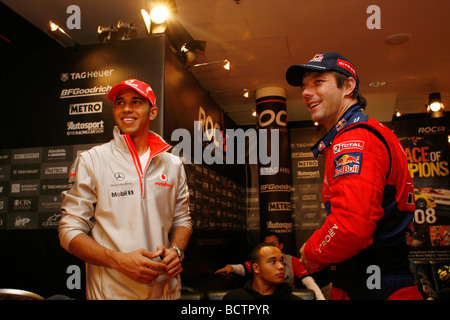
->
48 20 78 47
426 92 445 118
97 21 137 43
117 21 137 40
97 25 118 43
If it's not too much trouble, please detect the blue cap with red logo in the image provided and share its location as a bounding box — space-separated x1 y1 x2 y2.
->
286 52 359 87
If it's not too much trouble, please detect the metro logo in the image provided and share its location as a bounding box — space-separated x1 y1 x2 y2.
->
268 202 291 211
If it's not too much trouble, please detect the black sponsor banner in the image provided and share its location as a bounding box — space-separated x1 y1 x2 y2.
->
1 38 165 149
0 38 166 230
289 125 328 252
256 88 294 253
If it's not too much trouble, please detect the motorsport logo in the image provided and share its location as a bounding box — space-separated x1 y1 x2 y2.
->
67 120 104 136
60 85 112 99
334 152 362 178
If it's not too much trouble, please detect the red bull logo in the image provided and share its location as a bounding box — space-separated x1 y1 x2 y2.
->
335 154 360 166
334 152 363 178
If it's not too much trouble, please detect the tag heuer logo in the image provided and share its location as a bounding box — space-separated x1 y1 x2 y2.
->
60 73 69 82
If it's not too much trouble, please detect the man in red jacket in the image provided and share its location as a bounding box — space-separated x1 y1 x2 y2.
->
286 52 422 300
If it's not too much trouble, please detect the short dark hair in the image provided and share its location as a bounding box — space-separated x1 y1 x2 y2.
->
331 71 367 109
250 243 277 265
263 232 284 244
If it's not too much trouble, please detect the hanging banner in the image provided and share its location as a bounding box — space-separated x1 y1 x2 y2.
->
256 87 294 253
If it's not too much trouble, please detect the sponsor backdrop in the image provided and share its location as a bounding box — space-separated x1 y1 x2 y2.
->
0 37 166 231
0 37 166 298
289 125 327 251
0 37 247 297
256 88 295 253
387 117 450 298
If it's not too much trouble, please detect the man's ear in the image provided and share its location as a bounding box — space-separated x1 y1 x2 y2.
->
252 263 260 275
149 106 158 120
344 77 357 97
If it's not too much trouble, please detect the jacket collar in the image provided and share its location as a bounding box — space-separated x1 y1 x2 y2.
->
113 126 172 160
311 104 368 157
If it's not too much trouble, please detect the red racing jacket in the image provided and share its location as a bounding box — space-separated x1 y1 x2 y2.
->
303 104 415 276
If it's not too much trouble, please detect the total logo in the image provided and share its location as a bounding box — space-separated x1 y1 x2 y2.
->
333 140 364 154
155 173 173 188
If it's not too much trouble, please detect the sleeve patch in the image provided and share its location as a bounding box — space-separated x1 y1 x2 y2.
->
333 140 365 154
334 152 363 178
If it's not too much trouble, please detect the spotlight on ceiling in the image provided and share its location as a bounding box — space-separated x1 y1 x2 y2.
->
48 20 78 47
426 92 445 118
151 5 169 24
141 5 171 35
180 40 206 64
117 21 137 40
97 25 118 43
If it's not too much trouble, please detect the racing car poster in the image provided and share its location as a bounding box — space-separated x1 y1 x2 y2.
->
386 116 449 298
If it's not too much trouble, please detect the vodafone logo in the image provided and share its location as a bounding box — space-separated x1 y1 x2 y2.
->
155 173 172 188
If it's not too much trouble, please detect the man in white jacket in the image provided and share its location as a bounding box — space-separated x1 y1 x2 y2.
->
59 79 192 300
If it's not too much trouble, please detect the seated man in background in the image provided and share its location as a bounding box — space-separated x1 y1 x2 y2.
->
223 243 301 300
216 232 325 299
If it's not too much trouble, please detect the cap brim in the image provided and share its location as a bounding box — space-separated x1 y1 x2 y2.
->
286 64 324 87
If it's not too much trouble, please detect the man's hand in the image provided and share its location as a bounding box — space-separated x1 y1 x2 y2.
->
299 243 325 273
160 246 183 278
111 247 167 284
214 265 233 275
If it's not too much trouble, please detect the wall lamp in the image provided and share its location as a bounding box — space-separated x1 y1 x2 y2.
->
427 92 445 118
208 88 250 99
48 20 78 47
190 59 231 71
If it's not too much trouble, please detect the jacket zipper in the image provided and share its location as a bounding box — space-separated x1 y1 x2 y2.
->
122 134 171 198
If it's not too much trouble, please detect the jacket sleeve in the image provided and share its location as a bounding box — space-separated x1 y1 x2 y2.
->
291 256 310 279
303 127 390 270
58 151 98 252
171 156 192 230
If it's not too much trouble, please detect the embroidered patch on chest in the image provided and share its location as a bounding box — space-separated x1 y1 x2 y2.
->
334 152 362 178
